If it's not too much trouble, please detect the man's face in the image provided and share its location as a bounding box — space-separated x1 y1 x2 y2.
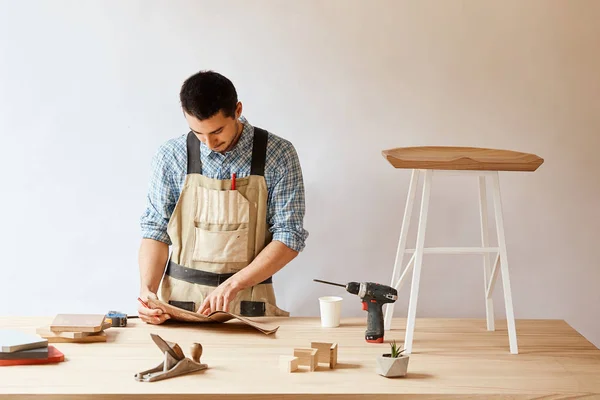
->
185 103 242 153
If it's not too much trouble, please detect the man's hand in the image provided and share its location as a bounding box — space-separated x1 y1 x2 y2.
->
197 241 298 315
138 292 171 324
198 279 241 315
138 238 170 324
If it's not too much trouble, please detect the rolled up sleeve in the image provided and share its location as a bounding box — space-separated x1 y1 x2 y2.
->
140 149 177 245
267 143 309 252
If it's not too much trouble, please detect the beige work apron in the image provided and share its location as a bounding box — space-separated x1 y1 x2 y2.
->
158 128 289 317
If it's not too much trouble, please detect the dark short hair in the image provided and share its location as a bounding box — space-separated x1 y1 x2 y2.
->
179 70 238 120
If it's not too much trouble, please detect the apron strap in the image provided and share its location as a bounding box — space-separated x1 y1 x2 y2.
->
186 131 202 174
250 127 268 176
185 126 268 176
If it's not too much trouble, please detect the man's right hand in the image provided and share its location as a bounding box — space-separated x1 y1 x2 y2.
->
138 292 171 325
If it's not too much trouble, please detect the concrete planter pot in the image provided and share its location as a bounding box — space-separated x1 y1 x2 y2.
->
376 354 409 378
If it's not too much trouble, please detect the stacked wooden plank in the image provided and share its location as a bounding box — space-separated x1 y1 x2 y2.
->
0 330 62 366
1 314 112 366
37 314 111 343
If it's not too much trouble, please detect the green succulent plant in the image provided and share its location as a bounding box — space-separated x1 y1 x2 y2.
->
390 340 405 358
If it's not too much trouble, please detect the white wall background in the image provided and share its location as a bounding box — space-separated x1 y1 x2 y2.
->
1 0 599 347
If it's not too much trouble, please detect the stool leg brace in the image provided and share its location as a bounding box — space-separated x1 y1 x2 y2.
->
383 169 518 354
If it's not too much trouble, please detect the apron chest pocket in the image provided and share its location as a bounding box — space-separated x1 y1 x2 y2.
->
193 224 249 263
193 187 251 264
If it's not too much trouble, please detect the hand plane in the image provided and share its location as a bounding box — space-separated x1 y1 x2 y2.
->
134 333 207 382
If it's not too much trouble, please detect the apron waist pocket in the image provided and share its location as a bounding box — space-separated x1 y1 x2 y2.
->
168 300 196 312
165 260 273 287
240 301 266 317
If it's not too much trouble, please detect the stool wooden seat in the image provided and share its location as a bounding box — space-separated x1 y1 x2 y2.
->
382 146 544 355
382 146 544 172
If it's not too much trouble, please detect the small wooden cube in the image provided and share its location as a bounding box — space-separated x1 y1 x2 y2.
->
293 348 317 371
311 342 338 369
279 355 298 373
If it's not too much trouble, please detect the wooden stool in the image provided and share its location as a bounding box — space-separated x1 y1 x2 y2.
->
381 146 544 355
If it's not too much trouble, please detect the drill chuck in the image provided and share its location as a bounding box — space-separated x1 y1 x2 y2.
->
345 281 360 295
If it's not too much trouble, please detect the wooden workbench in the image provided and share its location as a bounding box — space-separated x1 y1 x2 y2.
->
0 316 599 399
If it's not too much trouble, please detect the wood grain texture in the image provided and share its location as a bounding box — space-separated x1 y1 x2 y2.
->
381 146 544 171
0 317 598 399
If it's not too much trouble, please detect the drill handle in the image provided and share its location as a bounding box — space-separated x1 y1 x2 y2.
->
365 300 385 343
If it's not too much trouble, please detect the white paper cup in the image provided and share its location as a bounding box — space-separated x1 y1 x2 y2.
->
319 296 343 327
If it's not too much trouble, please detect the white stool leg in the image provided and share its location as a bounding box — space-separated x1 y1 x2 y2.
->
384 169 420 331
491 172 519 354
478 176 495 331
404 169 432 354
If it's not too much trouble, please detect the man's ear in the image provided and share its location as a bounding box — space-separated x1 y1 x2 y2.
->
235 102 243 119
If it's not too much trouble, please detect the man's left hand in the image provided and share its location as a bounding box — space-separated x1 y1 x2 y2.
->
198 279 241 315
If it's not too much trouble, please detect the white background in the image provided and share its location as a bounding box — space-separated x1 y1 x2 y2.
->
1 0 598 347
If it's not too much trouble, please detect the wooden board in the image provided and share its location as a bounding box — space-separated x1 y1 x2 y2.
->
50 314 106 333
279 355 298 373
381 146 544 171
311 341 337 368
293 348 317 371
0 346 48 360
36 326 91 339
0 345 63 366
147 298 280 335
0 329 47 353
0 317 599 398
40 330 107 343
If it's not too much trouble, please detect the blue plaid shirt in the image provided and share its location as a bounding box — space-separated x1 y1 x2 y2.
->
140 116 308 252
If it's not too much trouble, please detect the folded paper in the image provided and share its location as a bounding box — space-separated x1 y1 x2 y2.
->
147 298 280 335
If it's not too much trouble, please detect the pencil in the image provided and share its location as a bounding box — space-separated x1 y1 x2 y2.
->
137 297 149 308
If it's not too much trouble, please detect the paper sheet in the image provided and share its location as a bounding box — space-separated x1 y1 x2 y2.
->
147 298 280 335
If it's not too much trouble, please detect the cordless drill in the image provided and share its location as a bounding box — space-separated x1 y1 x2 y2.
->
314 279 398 343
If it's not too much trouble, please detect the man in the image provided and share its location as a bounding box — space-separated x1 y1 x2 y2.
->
137 70 308 325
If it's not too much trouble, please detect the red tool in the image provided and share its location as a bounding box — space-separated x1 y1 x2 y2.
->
231 172 236 190
137 297 149 309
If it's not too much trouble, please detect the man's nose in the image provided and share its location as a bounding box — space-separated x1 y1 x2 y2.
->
207 136 218 149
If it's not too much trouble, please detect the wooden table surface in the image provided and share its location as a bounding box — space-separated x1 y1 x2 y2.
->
1 316 599 399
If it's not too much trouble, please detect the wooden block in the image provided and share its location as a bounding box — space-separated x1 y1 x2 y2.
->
279 355 298 373
331 343 338 368
311 342 338 369
311 342 331 364
0 345 64 366
293 348 317 371
0 346 48 360
42 331 107 344
36 327 90 339
0 330 48 353
50 314 106 333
